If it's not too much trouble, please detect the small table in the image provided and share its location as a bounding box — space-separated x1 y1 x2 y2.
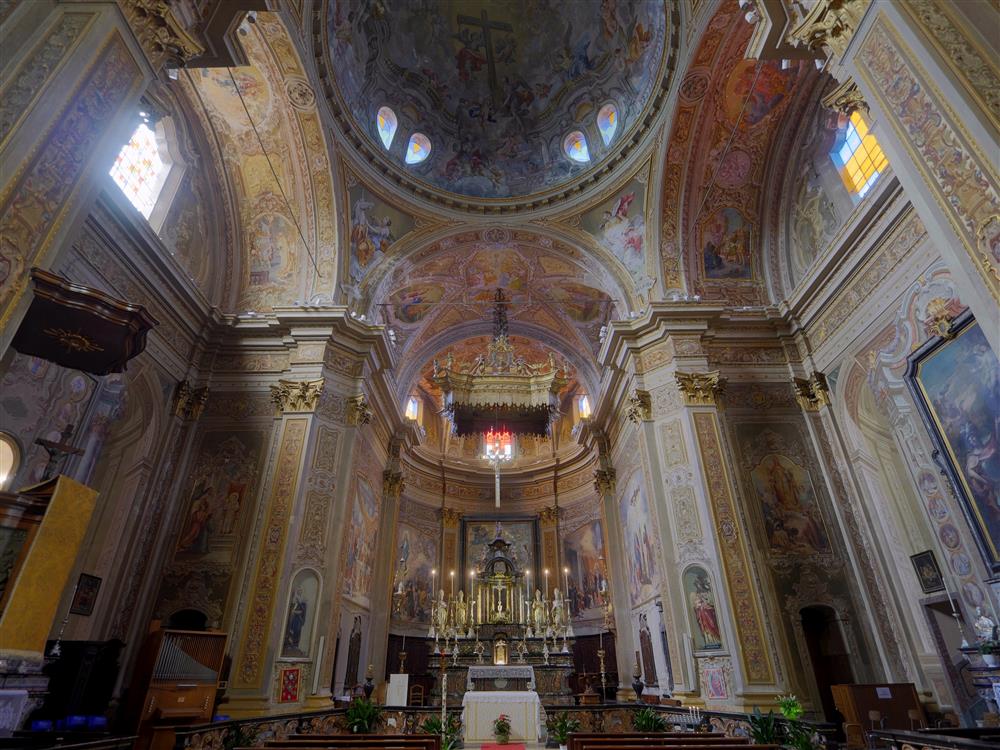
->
461 690 541 743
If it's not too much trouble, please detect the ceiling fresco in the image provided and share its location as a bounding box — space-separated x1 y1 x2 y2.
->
181 12 336 312
322 0 671 202
370 229 620 396
659 3 811 303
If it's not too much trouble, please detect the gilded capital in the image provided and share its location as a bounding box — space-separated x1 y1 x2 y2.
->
383 469 404 499
821 78 868 117
624 389 651 424
347 393 373 425
172 380 208 421
270 379 324 414
788 0 871 61
675 371 725 406
441 507 463 527
593 468 617 497
793 372 831 412
539 506 560 524
118 0 206 69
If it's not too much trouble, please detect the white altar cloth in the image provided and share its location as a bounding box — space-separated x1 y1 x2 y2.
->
461 690 542 743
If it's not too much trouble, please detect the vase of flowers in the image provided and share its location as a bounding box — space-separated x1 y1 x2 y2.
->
493 714 511 745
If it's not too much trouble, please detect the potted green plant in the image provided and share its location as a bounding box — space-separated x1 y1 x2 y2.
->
979 640 999 668
546 711 582 750
747 708 780 745
633 706 667 732
345 697 384 734
777 695 820 750
493 713 512 745
421 714 463 750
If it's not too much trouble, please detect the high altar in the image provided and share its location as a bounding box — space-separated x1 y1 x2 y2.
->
429 525 575 720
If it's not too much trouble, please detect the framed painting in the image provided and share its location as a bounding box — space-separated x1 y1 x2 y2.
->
910 550 945 594
461 517 537 580
70 573 101 616
906 313 1000 573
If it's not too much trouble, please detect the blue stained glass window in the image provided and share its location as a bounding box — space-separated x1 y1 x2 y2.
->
376 106 397 150
405 132 431 164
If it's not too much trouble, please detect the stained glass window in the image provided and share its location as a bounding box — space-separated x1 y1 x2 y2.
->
405 132 431 164
578 394 592 419
377 106 397 150
830 111 888 198
564 130 590 163
109 122 170 218
597 104 618 146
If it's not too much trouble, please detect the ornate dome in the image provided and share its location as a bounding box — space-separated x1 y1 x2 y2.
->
320 0 673 209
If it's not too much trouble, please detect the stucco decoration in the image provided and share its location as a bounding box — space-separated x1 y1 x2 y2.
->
321 0 671 202
180 12 336 312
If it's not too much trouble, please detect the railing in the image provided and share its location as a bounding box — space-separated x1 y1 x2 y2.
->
869 729 1000 750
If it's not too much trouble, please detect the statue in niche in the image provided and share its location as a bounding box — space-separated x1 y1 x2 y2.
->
532 589 547 634
551 589 565 630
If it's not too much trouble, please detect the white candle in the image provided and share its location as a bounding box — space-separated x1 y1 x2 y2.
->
450 570 455 597
544 569 549 600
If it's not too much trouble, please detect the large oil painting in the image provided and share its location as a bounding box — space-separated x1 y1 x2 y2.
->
344 475 381 602
281 568 320 659
908 316 1000 571
619 472 661 606
562 519 608 619
394 520 438 624
463 519 536 580
749 453 830 557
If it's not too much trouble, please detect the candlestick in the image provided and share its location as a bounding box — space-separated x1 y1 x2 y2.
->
544 568 549 600
450 570 455 597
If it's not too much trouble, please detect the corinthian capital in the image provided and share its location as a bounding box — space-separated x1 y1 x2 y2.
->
788 0 871 61
793 372 831 412
270 379 324 413
347 393 373 425
119 0 206 69
675 371 725 406
593 468 617 497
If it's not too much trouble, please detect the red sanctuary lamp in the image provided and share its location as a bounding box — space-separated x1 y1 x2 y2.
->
482 427 513 508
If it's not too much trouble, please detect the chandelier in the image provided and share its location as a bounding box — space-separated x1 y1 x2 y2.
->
433 289 569 438
482 427 513 508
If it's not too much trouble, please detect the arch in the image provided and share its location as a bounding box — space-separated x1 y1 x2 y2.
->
165 608 210 630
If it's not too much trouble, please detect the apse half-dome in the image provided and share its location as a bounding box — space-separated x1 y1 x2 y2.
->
321 0 673 206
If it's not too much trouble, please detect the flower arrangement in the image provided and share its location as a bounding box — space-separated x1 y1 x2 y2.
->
493 713 512 744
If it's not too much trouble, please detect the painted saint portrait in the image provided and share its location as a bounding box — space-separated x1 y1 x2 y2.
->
910 550 945 594
704 666 728 700
463 519 536 577
702 207 752 279
724 59 794 127
281 569 320 659
619 473 661 606
390 283 444 325
579 178 647 287
750 453 830 557
344 475 381 601
347 184 414 284
909 318 1000 571
393 521 438 624
247 212 296 288
562 519 608 618
683 566 722 651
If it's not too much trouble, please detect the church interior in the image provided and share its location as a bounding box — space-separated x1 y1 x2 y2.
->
1 1 999 750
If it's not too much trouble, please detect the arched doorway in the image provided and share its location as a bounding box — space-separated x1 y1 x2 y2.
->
800 605 854 722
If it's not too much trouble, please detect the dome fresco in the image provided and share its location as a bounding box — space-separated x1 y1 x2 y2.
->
324 0 670 201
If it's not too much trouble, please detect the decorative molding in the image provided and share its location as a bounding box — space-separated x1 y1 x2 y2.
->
346 393 373 425
922 296 962 339
788 0 871 61
624 390 652 424
820 77 868 116
172 380 208 421
382 469 404 500
692 412 774 684
792 372 831 412
675 371 725 406
270 379 323 414
593 468 617 497
117 0 205 69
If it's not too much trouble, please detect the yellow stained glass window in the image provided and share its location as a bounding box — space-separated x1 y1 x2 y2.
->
833 111 888 198
109 122 168 217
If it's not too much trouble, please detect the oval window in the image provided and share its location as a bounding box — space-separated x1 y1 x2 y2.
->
563 131 590 163
405 133 432 164
376 106 397 150
597 104 618 146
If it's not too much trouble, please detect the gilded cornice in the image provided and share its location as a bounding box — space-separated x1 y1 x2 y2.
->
118 0 205 69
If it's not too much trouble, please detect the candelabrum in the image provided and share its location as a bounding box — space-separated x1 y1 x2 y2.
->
515 639 528 664
597 648 607 695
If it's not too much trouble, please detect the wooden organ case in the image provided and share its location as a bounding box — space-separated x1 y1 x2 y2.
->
127 629 227 746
